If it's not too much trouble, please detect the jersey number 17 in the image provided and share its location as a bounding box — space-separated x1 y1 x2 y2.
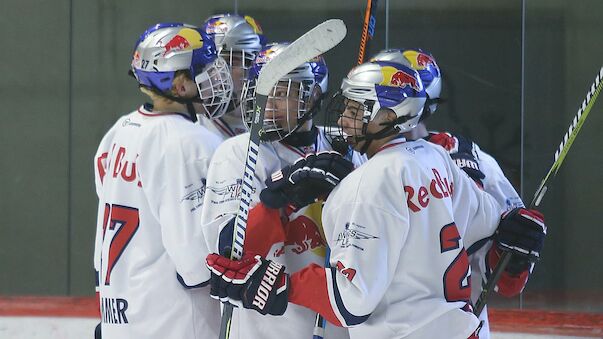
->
101 204 140 285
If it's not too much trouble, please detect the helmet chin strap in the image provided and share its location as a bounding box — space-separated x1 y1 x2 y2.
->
143 85 202 122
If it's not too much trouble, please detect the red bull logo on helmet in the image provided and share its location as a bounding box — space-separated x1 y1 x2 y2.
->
162 28 203 56
255 47 276 65
379 65 422 91
205 19 228 34
131 50 141 68
403 50 437 70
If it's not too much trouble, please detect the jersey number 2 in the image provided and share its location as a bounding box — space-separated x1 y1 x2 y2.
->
102 204 140 285
440 223 471 303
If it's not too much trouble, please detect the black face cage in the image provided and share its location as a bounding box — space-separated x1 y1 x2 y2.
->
241 79 315 142
323 92 372 155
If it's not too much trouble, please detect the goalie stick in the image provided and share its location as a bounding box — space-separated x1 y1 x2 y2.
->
474 65 603 317
219 19 348 339
314 2 379 338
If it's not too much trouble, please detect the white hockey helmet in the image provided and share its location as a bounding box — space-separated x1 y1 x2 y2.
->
131 22 233 119
324 61 426 154
371 48 441 117
241 42 328 142
203 14 266 113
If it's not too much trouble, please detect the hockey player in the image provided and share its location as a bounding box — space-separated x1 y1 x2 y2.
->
205 60 546 338
93 23 232 338
200 13 266 139
200 42 362 339
371 48 536 337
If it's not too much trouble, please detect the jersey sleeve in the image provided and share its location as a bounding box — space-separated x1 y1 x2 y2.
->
289 196 409 327
475 145 524 211
200 137 271 255
439 146 503 249
140 130 217 287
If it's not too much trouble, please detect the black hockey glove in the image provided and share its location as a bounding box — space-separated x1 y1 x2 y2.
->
495 208 547 274
428 132 486 186
206 253 289 316
260 151 354 210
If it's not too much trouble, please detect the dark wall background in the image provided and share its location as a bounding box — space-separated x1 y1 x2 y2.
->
1 0 601 312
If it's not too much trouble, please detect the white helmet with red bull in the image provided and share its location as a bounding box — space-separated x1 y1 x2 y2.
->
324 61 426 154
371 48 441 117
203 14 265 64
131 22 233 119
203 14 266 112
341 61 426 132
241 42 328 142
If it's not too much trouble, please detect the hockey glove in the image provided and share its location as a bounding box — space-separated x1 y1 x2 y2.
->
428 132 486 186
495 208 547 274
260 151 354 210
206 253 289 316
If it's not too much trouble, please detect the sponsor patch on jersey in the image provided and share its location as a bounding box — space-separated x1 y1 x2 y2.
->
505 196 524 209
335 222 378 251
208 179 256 204
122 118 141 128
405 145 424 154
181 178 206 212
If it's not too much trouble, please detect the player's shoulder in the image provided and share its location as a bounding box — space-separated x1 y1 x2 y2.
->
374 138 441 165
210 132 251 163
95 110 138 151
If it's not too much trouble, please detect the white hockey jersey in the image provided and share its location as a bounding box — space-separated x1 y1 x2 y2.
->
201 127 365 339
298 137 503 339
93 105 222 339
197 110 248 140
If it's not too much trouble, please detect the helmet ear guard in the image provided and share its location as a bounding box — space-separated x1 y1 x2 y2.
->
130 23 233 119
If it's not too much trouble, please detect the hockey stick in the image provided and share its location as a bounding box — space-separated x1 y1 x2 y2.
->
219 19 348 339
357 0 379 65
474 65 603 317
313 3 379 339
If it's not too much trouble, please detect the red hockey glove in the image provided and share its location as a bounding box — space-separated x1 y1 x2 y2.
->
206 253 289 316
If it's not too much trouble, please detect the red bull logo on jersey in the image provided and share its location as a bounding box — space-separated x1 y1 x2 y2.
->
403 50 437 70
244 15 264 34
162 28 203 56
102 145 142 188
379 66 421 91
279 215 326 255
404 168 453 213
